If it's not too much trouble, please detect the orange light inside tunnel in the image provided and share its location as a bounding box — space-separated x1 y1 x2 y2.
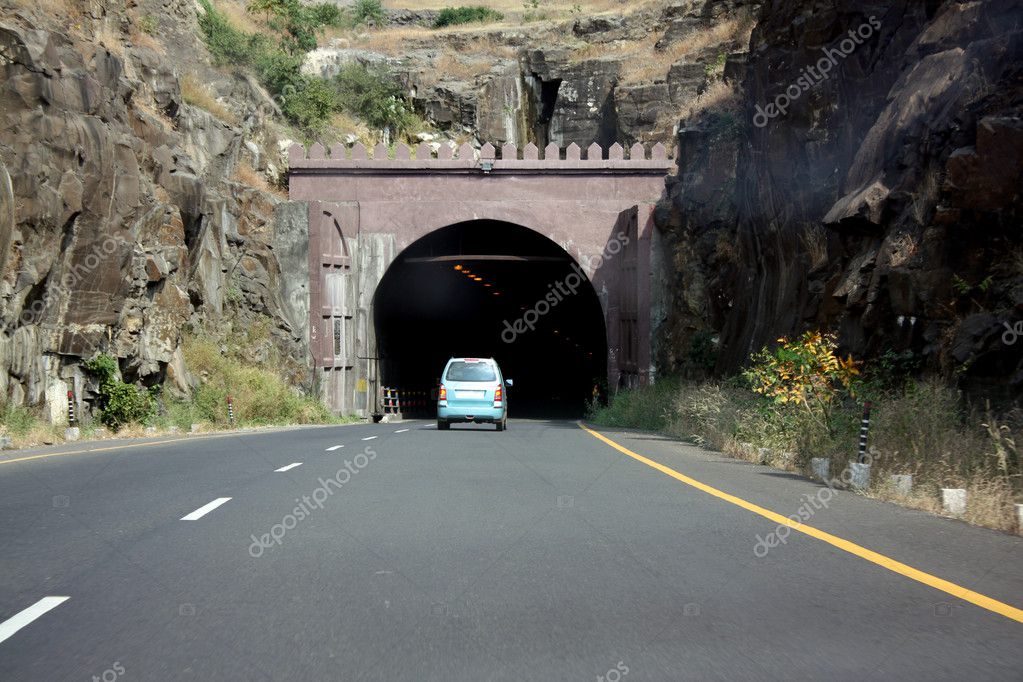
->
453 265 463 271
474 277 483 282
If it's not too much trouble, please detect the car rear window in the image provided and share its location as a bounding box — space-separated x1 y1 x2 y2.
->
445 361 497 382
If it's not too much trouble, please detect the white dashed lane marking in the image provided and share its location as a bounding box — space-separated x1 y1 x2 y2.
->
180 497 232 521
274 463 302 472
0 597 70 645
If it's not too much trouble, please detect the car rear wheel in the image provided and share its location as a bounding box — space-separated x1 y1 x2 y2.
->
496 417 506 432
437 420 450 430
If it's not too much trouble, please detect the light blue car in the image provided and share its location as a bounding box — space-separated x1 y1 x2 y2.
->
437 358 511 431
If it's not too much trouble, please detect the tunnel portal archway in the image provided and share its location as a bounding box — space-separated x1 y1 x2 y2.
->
374 220 607 418
287 140 672 417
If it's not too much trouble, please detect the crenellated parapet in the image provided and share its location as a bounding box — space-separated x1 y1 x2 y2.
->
288 140 675 173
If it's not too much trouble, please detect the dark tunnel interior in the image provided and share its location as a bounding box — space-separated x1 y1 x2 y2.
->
373 220 607 419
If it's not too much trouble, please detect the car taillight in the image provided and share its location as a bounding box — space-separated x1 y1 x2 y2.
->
494 386 503 404
439 385 447 401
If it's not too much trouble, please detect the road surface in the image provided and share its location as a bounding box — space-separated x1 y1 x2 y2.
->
1 420 1021 680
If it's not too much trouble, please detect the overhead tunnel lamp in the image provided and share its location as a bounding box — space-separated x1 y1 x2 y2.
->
454 264 463 271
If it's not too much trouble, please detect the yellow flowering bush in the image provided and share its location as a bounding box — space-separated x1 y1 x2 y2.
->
743 331 860 431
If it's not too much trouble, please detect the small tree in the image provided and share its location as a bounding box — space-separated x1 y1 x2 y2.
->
743 331 860 433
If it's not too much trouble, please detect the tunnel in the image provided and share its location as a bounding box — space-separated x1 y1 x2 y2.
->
373 220 608 419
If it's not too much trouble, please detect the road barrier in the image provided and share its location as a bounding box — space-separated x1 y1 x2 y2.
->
382 387 402 417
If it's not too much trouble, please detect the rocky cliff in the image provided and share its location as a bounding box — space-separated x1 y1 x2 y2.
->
0 0 307 417
655 0 1023 397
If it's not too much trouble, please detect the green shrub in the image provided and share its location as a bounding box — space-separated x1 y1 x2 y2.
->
282 77 339 130
84 355 157 430
586 378 681 432
333 63 416 135
352 0 386 25
254 50 305 96
138 14 158 35
434 6 504 28
306 2 345 27
198 0 273 67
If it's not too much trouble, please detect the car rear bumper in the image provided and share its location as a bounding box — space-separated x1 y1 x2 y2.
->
438 405 506 422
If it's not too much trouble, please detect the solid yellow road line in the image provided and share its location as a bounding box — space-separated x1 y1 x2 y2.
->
578 422 1023 625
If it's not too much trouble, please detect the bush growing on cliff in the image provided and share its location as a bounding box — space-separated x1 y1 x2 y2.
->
351 0 386 25
84 355 157 430
197 1 415 134
199 0 273 66
332 64 417 137
434 7 504 28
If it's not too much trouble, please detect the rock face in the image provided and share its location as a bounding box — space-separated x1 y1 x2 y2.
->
0 1 307 418
369 0 755 150
655 0 1023 395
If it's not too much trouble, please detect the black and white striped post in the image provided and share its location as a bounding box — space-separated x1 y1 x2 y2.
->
858 401 872 464
227 395 235 426
66 390 77 427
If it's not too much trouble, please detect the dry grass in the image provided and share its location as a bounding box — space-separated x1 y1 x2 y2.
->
233 161 286 198
683 79 739 121
617 16 753 84
132 97 175 132
180 73 240 126
129 27 164 54
10 0 85 26
95 23 126 58
336 26 435 54
219 0 266 34
381 0 631 14
433 53 494 80
326 112 375 145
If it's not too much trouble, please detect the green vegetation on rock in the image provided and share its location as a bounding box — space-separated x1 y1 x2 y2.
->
197 0 417 136
84 355 158 430
434 6 504 28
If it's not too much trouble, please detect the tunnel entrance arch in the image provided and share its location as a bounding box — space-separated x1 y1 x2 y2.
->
288 140 672 416
373 220 608 417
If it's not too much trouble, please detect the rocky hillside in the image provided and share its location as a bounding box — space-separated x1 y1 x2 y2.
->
655 0 1023 399
0 0 305 416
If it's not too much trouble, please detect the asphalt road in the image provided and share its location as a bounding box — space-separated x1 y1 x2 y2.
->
0 419 1021 680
